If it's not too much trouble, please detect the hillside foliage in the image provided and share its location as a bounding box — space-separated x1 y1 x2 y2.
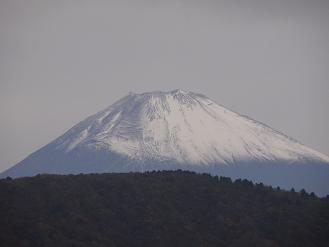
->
1 170 329 247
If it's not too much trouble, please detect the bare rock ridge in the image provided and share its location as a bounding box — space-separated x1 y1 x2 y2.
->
2 90 329 195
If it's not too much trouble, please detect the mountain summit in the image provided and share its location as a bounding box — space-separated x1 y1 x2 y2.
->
2 90 329 195
49 89 329 164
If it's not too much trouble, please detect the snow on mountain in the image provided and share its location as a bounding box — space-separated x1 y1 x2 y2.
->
2 90 329 195
54 89 329 165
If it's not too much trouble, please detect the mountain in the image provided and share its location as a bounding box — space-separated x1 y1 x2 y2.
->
2 90 329 195
1 171 329 247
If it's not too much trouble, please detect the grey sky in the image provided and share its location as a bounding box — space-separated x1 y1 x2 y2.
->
0 0 328 172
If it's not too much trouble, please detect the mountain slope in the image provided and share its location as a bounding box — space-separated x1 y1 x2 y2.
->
2 90 329 194
46 89 329 164
1 171 329 247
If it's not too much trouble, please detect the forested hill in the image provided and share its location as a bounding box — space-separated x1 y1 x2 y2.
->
1 171 329 247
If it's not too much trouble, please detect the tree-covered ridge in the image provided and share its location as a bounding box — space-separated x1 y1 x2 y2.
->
1 171 328 247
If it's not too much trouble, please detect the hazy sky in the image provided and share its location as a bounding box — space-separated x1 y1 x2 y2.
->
1 0 328 172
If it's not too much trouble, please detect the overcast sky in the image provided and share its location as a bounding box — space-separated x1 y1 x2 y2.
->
0 0 328 172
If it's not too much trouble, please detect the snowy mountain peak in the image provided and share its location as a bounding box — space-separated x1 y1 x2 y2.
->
54 90 329 165
3 90 329 195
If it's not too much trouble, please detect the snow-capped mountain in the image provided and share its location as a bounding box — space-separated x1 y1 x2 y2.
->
2 90 329 195
56 89 329 165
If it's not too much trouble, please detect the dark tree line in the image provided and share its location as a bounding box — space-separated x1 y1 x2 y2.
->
0 170 329 247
